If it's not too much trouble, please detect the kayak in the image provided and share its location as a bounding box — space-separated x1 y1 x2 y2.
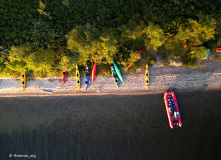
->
111 64 119 87
85 76 89 90
63 70 66 85
164 91 182 129
76 64 80 89
125 50 142 71
92 62 97 82
113 61 123 82
85 65 89 90
21 72 26 91
216 47 221 52
145 63 149 89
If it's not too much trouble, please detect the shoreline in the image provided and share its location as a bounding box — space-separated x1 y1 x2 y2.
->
0 88 220 98
0 59 220 97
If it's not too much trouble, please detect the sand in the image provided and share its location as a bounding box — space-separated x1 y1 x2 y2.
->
0 59 220 96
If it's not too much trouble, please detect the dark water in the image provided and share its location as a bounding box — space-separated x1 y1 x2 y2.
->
0 90 221 160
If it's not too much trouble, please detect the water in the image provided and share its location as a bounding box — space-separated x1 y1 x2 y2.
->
0 90 220 160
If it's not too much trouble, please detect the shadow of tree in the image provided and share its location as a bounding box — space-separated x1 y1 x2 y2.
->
169 60 220 91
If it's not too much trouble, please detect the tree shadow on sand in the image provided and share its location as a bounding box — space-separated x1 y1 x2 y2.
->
169 60 221 91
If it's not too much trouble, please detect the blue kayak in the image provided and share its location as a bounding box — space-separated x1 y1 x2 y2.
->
85 66 89 90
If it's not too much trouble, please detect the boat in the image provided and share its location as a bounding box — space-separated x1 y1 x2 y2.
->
21 72 26 91
85 65 89 90
111 64 119 87
92 62 97 82
76 64 80 89
145 63 149 89
164 91 182 128
63 70 66 85
125 50 142 71
216 47 221 52
113 61 123 82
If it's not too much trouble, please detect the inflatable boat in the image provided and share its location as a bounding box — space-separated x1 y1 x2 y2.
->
164 91 182 128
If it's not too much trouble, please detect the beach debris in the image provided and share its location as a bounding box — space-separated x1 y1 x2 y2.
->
42 88 53 94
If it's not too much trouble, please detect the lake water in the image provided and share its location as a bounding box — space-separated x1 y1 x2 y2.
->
0 90 220 160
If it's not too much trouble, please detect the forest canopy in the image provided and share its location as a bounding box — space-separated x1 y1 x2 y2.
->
0 0 220 77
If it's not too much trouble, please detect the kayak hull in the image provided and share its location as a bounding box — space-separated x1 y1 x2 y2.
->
92 62 97 82
85 76 89 90
111 65 119 87
63 70 66 85
164 91 182 129
76 65 80 89
113 61 123 82
21 72 26 91
85 66 89 90
145 63 149 89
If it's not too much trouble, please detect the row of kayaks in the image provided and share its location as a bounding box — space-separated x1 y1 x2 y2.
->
62 61 124 90
21 62 150 91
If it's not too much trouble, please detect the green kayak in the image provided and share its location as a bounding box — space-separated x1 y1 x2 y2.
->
113 61 123 82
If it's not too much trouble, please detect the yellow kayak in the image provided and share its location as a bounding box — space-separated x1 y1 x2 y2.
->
21 72 26 91
76 64 80 89
145 64 149 89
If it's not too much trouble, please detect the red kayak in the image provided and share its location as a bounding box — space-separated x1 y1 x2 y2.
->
92 62 97 82
164 91 182 128
63 70 66 85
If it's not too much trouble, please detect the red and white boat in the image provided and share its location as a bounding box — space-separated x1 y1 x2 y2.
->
164 91 182 128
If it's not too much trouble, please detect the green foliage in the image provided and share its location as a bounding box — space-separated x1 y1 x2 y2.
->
175 16 216 46
143 23 165 50
179 47 209 68
66 25 118 65
59 55 76 71
96 64 111 76
1 0 220 77
0 47 8 74
26 49 56 77
189 46 209 59
37 1 46 15
5 44 35 76
149 58 157 67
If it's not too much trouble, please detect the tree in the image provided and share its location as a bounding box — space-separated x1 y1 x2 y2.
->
59 55 76 72
66 25 119 65
175 16 216 46
26 49 56 77
5 44 35 76
143 23 165 50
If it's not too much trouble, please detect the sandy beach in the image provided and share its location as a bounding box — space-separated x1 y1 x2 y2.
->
0 59 220 96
